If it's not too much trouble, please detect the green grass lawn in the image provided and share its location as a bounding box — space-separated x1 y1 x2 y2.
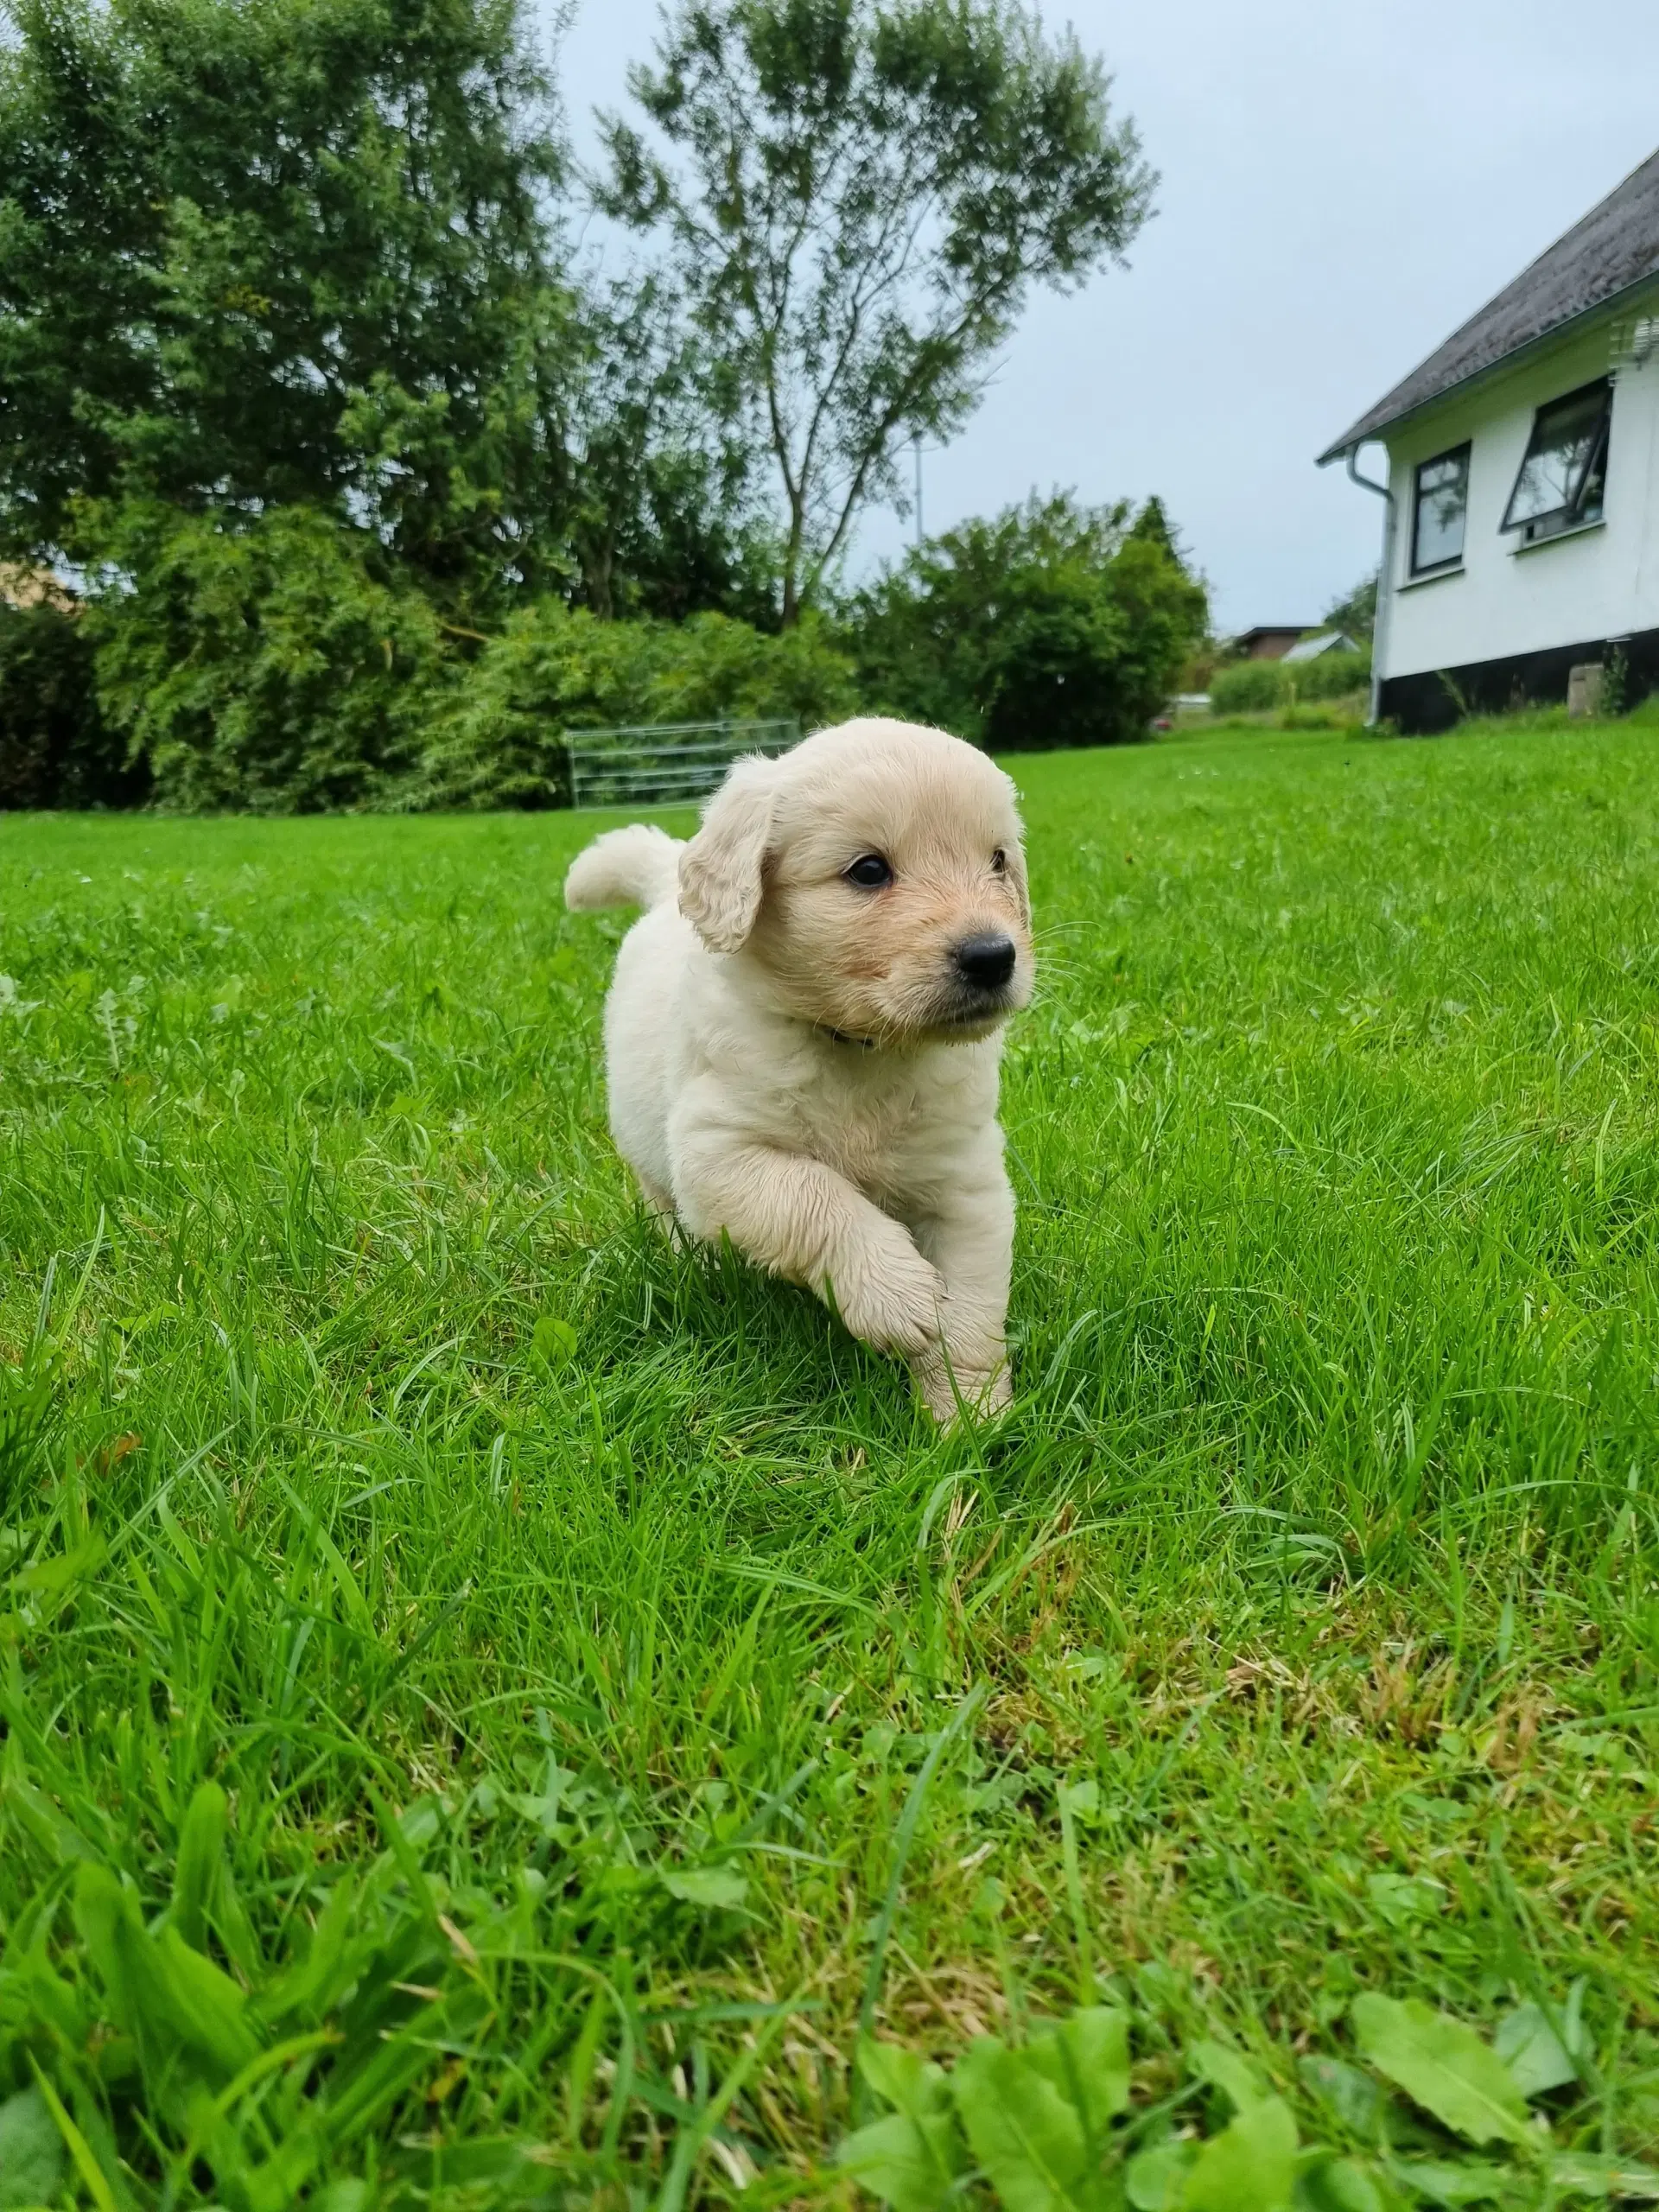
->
3 719 1659 2207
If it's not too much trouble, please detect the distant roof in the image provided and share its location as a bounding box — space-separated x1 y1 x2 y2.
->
0 562 77 614
1232 625 1311 644
1319 149 1659 463
1282 631 1359 662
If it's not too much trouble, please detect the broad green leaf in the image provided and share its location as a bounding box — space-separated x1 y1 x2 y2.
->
1298 2056 1390 2141
1294 2153 1387 2212
856 2038 954 2121
1363 1873 1446 1931
1492 2002 1576 2098
1192 2037 1268 2112
11 1531 106 1603
1382 2159 1508 2206
1135 1963 1190 2020
1351 1996 1529 2147
0 1777 99 1868
951 2039 1090 2212
1058 1778 1101 1823
1182 2094 1298 2210
72 1863 146 2037
1026 2007 1132 2136
1125 2141 1197 2209
659 1864 747 1910
312 2185 372 2212
22 2071 118 2212
531 1314 577 1364
170 1780 228 1951
251 1874 359 2028
73 1861 259 2081
16 1947 89 2048
839 2113 963 2212
511 1761 575 1835
151 1924 262 2075
0 2087 64 2211
1547 2152 1659 2200
397 1796 443 1848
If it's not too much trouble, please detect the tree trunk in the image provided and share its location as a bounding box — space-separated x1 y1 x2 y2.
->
575 530 615 620
779 479 805 626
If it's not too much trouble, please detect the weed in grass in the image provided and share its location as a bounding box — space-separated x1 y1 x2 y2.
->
2 722 1659 2202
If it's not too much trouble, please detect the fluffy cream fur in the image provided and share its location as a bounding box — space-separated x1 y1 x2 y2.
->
563 716 1034 1421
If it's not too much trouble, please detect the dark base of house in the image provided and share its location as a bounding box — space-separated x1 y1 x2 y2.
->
1378 626 1659 735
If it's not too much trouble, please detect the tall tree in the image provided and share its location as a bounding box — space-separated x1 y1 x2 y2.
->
556 271 780 623
1128 494 1192 569
1323 570 1378 644
0 0 574 609
601 0 1154 624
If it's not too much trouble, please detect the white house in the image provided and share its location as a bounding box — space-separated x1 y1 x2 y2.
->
1321 150 1659 732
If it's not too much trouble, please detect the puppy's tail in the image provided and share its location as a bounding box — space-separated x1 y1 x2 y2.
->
563 823 684 914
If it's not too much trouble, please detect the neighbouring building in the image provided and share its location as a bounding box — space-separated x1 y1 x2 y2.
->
0 563 77 614
1321 149 1659 732
1230 626 1316 660
1281 631 1361 664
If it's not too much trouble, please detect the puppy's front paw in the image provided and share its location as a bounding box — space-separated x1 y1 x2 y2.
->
835 1248 947 1361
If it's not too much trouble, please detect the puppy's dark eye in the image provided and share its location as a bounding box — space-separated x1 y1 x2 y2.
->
844 853 893 889
991 849 1007 874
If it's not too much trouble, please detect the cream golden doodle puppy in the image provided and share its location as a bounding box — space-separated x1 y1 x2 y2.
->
563 716 1033 1421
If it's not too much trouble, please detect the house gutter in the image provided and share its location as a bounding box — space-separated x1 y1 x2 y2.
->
1316 270 1659 466
1344 446 1394 727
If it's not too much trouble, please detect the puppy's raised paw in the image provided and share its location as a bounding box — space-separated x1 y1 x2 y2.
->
833 1248 948 1363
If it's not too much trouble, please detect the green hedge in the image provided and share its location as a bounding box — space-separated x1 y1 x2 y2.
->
1211 649 1370 716
89 507 452 814
75 508 858 812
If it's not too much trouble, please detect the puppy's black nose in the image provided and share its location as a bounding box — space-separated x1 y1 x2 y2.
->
953 932 1017 991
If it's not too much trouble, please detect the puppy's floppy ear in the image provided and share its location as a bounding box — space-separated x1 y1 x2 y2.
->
679 755 777 952
1003 834 1032 925
997 776 1032 924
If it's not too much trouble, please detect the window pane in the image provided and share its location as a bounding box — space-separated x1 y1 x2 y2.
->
1413 448 1468 571
1502 382 1611 531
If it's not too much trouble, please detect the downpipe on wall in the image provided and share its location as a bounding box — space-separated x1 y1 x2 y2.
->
1345 443 1394 726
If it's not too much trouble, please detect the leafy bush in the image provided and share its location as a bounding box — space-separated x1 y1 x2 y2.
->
87 507 454 813
852 493 1209 750
416 601 645 809
650 608 859 728
0 599 143 808
1294 651 1371 702
1208 658 1286 715
1210 650 1371 718
423 602 857 807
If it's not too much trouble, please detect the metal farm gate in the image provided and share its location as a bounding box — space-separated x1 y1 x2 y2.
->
564 720 798 810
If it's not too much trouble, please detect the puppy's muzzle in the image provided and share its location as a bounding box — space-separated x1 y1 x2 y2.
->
952 933 1017 993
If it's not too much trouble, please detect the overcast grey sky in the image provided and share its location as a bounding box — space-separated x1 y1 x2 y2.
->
549 0 1659 632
